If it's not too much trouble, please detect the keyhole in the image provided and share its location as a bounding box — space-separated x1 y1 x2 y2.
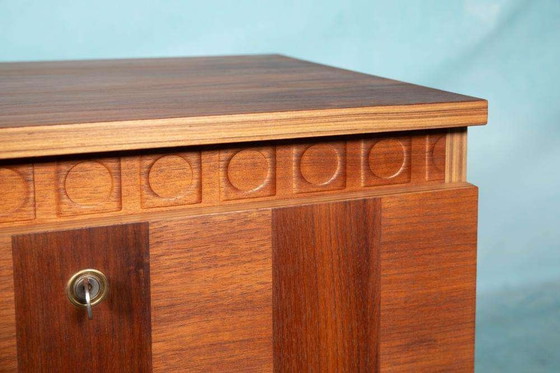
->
73 276 101 304
66 269 109 312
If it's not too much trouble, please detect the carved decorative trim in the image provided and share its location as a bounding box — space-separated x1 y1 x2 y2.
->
220 147 276 200
294 142 346 193
0 130 458 226
57 159 122 216
0 165 35 223
426 134 446 181
141 152 202 208
362 137 411 186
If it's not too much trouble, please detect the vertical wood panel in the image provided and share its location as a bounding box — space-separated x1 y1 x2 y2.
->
380 187 478 372
273 199 381 372
445 128 468 183
11 223 152 373
150 210 272 372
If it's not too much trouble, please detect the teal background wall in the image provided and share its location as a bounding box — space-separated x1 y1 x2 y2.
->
1 0 559 371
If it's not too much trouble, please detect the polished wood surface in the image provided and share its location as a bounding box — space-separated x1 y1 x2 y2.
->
0 183 479 371
149 211 272 372
0 55 484 127
273 199 381 372
379 187 477 371
0 55 487 159
11 223 151 372
0 130 455 228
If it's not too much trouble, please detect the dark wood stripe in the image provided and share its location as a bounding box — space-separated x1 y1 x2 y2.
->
12 223 152 372
272 199 381 372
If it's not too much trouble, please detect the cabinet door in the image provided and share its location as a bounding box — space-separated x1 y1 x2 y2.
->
12 223 151 372
273 187 477 372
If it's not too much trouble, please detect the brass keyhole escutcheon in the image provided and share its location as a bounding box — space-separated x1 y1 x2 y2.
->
66 269 108 319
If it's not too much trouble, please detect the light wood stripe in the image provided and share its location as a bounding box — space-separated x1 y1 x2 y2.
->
0 102 486 160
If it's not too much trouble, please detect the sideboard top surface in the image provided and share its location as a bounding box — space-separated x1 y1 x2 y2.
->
0 54 487 160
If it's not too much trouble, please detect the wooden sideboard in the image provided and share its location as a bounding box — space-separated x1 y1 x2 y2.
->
0 55 487 372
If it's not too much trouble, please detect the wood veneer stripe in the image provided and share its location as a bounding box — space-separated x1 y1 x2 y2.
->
272 199 381 371
150 210 273 371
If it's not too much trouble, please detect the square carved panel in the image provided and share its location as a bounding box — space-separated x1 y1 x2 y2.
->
220 146 276 200
141 152 202 208
293 142 346 194
0 165 35 223
426 134 446 181
362 137 411 187
57 158 122 216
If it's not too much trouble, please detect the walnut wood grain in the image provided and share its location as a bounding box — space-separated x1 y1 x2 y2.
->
150 210 272 372
0 131 452 228
0 183 479 371
272 199 381 372
0 55 487 159
379 187 478 371
11 223 151 373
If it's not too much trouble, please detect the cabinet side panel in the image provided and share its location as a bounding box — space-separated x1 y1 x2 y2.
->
150 210 273 372
273 199 381 372
380 187 478 372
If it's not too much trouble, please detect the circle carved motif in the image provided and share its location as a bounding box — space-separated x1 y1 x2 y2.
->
300 144 340 186
0 168 27 213
432 136 446 171
148 155 193 198
227 150 270 192
368 139 406 179
65 161 113 206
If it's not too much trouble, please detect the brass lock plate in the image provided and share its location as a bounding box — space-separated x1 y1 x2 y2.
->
65 269 108 308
